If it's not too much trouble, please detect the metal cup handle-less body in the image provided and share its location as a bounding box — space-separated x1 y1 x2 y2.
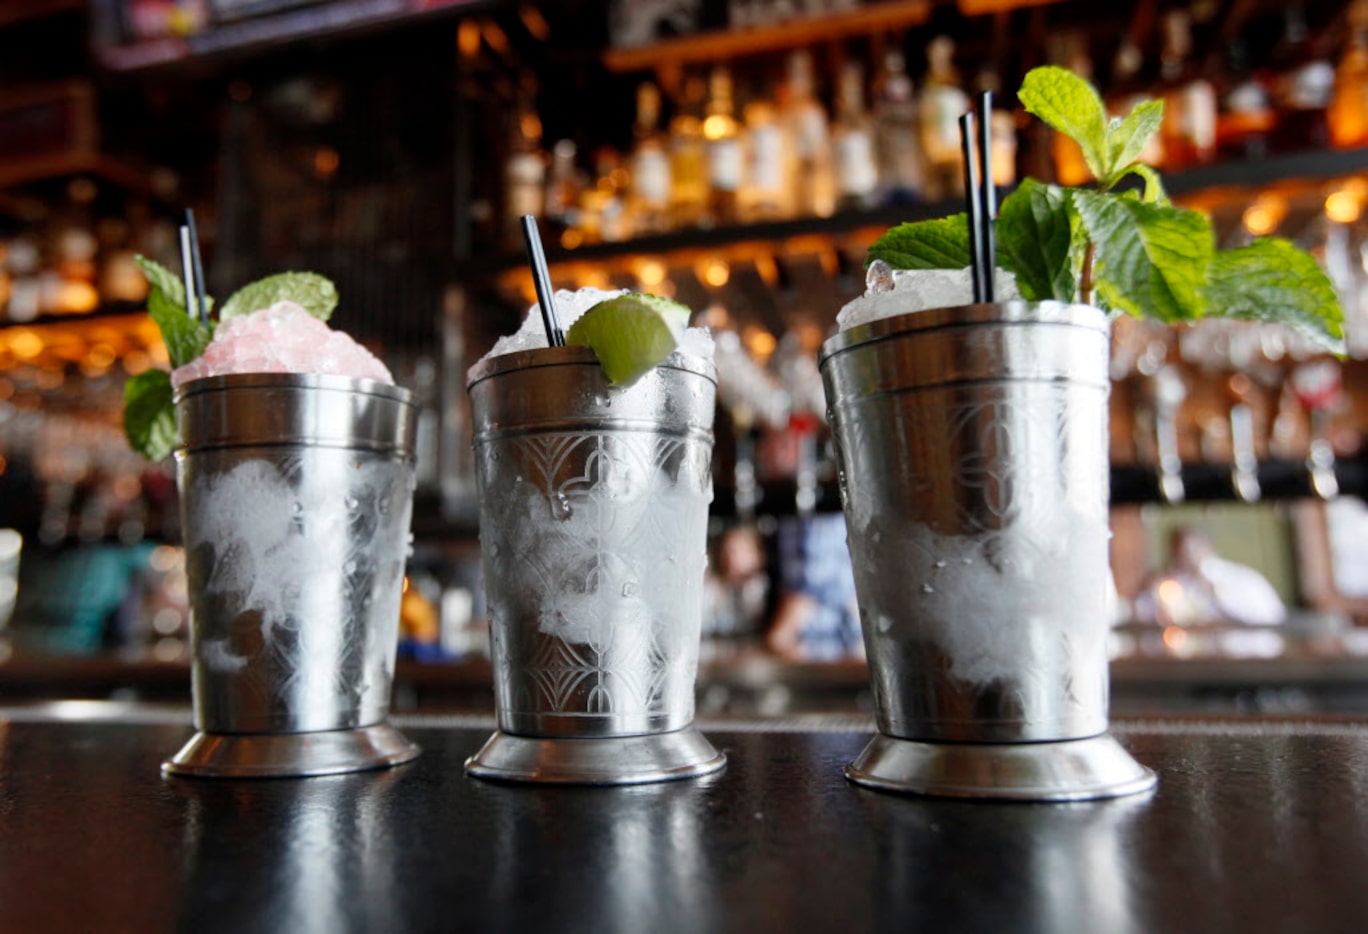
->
464 346 725 784
820 301 1155 800
163 373 421 778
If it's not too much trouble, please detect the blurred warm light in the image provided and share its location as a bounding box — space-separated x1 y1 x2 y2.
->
519 5 550 40
86 343 116 370
636 258 667 289
9 330 42 361
578 268 610 289
457 19 481 57
57 280 100 314
122 351 152 376
753 252 779 286
700 305 731 329
1162 625 1189 652
34 367 64 390
742 325 777 360
1326 188 1362 225
1242 194 1286 236
520 111 542 141
1157 579 1184 605
0 378 13 401
314 147 340 179
481 19 510 55
701 258 730 288
150 545 181 573
702 115 731 141
561 229 583 250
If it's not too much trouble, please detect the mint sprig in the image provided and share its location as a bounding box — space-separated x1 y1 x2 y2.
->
869 66 1343 347
123 260 341 460
220 272 338 322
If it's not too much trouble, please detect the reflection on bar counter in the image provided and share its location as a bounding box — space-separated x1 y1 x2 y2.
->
5 0 1368 721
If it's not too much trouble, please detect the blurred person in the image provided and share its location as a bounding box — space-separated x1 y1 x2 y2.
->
765 513 862 662
702 524 769 638
1134 526 1286 628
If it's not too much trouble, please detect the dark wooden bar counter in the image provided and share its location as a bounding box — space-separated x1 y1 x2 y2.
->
2 705 1367 932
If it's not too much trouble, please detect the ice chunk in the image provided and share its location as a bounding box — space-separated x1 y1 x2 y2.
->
837 266 1021 332
171 301 393 388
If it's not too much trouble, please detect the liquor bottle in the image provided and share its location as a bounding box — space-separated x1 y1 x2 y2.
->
1156 9 1217 170
503 88 545 243
1271 3 1335 153
976 69 1017 189
1330 0 1368 149
703 66 744 226
1217 37 1274 160
872 49 923 205
542 138 583 238
917 36 970 201
831 60 878 212
669 74 711 228
580 148 630 244
628 81 672 235
741 96 793 222
780 50 836 218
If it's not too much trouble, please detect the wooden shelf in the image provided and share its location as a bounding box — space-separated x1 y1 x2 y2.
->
0 153 153 200
601 0 931 73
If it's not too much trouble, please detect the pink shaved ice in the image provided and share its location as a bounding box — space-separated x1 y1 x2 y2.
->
171 301 393 389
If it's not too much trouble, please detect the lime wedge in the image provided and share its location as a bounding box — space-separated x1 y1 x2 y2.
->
566 293 691 385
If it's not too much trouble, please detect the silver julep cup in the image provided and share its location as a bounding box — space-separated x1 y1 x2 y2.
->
820 301 1154 800
162 373 421 778
463 345 725 784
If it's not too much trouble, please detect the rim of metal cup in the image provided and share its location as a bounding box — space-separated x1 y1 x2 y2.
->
174 372 416 455
465 344 717 391
818 300 1106 369
172 372 413 407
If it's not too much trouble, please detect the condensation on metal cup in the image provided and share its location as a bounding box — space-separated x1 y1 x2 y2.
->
162 373 421 778
463 345 725 784
820 301 1155 801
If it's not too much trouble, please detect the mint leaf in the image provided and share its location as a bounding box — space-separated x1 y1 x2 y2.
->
135 255 213 368
1120 163 1169 205
1019 66 1109 182
1103 99 1164 188
867 215 972 270
1205 239 1345 347
997 179 1076 303
148 287 212 369
220 272 338 322
123 369 178 461
1073 190 1213 321
135 255 186 308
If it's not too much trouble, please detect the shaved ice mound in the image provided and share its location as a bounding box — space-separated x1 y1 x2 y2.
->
171 301 393 389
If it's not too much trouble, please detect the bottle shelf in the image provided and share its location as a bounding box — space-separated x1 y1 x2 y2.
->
601 0 932 74
464 145 1368 281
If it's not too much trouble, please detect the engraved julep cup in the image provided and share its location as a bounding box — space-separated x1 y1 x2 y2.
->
464 346 725 784
162 373 421 778
819 301 1155 800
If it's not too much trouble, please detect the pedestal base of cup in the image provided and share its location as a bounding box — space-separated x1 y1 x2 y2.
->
845 732 1156 802
465 725 726 786
161 722 420 779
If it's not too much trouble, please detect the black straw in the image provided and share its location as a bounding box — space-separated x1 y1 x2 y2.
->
976 91 997 302
520 215 564 347
959 112 986 303
185 208 209 324
177 225 198 322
